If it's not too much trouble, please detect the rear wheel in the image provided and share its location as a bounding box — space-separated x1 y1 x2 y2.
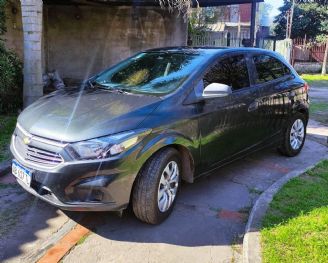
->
278 113 307 157
132 148 181 224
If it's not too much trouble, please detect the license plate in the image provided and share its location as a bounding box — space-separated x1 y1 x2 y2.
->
12 160 32 187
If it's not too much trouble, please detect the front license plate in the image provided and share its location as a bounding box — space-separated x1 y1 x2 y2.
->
12 160 32 187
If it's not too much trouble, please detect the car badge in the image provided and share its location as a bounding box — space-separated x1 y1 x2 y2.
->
23 137 31 145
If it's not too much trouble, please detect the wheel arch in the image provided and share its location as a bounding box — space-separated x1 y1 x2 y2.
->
136 132 197 184
293 104 309 124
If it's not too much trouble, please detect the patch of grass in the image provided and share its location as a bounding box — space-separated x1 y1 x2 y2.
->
249 187 263 195
0 183 17 190
310 102 328 113
76 233 91 246
231 233 243 263
0 115 16 161
209 206 221 213
301 74 328 87
310 102 328 125
261 160 328 263
0 198 31 237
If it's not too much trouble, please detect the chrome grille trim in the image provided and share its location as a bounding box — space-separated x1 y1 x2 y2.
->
26 147 63 164
16 123 68 148
13 125 65 168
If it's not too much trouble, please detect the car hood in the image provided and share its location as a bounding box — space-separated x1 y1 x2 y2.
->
18 88 162 142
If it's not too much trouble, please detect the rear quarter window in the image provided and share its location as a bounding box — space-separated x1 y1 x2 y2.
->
253 55 291 84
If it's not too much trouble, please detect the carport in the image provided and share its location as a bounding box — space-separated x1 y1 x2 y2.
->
20 0 263 106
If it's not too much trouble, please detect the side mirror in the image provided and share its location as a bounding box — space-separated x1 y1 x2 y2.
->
202 83 232 98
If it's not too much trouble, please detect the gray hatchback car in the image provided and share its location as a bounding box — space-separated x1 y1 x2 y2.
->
11 47 309 224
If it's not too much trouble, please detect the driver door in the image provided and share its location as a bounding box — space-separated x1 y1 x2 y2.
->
198 54 259 171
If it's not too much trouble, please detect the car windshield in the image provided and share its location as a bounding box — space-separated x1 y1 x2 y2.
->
93 51 206 96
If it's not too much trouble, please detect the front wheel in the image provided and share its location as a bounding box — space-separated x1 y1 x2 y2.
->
278 113 307 157
132 148 181 224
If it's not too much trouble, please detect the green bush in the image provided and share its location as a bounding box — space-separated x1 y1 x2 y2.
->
0 0 23 114
0 42 23 114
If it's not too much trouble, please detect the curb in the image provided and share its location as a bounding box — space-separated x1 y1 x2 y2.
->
26 219 78 263
0 160 11 176
242 155 328 263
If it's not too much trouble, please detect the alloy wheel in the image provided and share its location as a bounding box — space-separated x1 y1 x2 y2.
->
290 119 305 150
157 161 179 212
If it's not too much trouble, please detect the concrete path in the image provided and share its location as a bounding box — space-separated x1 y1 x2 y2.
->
0 174 75 263
309 86 328 101
62 136 327 263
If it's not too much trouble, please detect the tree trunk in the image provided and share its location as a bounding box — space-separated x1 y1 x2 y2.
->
322 38 328 75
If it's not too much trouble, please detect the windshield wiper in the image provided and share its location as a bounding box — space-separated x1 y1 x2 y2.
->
88 80 95 89
95 84 133 94
108 87 132 95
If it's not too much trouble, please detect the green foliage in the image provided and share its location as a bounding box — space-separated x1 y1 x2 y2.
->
0 0 7 36
0 115 16 161
261 160 328 263
274 1 328 40
0 0 23 113
188 7 227 36
0 42 23 113
301 74 328 86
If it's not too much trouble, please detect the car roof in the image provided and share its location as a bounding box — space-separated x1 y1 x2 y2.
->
144 46 277 58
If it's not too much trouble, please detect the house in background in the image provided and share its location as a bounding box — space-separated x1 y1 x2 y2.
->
209 4 259 40
3 0 263 107
193 3 270 47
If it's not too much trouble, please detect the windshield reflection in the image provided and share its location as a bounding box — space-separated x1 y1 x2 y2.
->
94 51 208 96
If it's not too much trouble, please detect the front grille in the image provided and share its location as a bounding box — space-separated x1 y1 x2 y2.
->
14 133 64 168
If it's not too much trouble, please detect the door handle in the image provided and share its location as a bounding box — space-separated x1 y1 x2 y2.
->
248 101 259 112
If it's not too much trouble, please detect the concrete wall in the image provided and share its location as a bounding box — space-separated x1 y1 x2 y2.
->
4 4 187 81
3 1 23 59
44 5 187 81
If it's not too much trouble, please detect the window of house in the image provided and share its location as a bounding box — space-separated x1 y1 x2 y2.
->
203 55 250 91
253 55 291 84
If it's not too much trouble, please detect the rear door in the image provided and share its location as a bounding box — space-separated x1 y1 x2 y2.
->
198 53 260 171
250 54 294 141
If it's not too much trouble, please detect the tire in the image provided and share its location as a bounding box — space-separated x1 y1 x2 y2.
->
278 113 307 157
132 148 181 224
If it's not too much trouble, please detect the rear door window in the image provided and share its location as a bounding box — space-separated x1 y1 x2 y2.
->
203 54 250 91
253 55 291 84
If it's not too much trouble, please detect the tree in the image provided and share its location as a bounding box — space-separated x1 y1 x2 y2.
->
188 6 228 36
273 0 328 40
0 0 7 36
0 0 23 113
158 0 194 20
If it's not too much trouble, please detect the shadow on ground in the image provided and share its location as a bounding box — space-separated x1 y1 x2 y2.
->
1 137 327 262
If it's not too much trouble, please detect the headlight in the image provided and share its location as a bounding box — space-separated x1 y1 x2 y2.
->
69 129 151 160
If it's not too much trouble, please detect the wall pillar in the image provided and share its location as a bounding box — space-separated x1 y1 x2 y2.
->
21 0 43 107
250 0 256 47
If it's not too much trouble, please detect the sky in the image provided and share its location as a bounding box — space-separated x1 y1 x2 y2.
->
265 0 284 19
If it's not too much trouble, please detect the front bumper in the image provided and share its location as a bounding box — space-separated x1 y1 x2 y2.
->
16 178 125 211
10 131 144 212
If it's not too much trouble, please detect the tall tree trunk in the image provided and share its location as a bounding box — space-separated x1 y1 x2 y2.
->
322 38 328 75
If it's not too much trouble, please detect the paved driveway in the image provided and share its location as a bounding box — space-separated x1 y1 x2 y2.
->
1 131 327 263
62 136 327 263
